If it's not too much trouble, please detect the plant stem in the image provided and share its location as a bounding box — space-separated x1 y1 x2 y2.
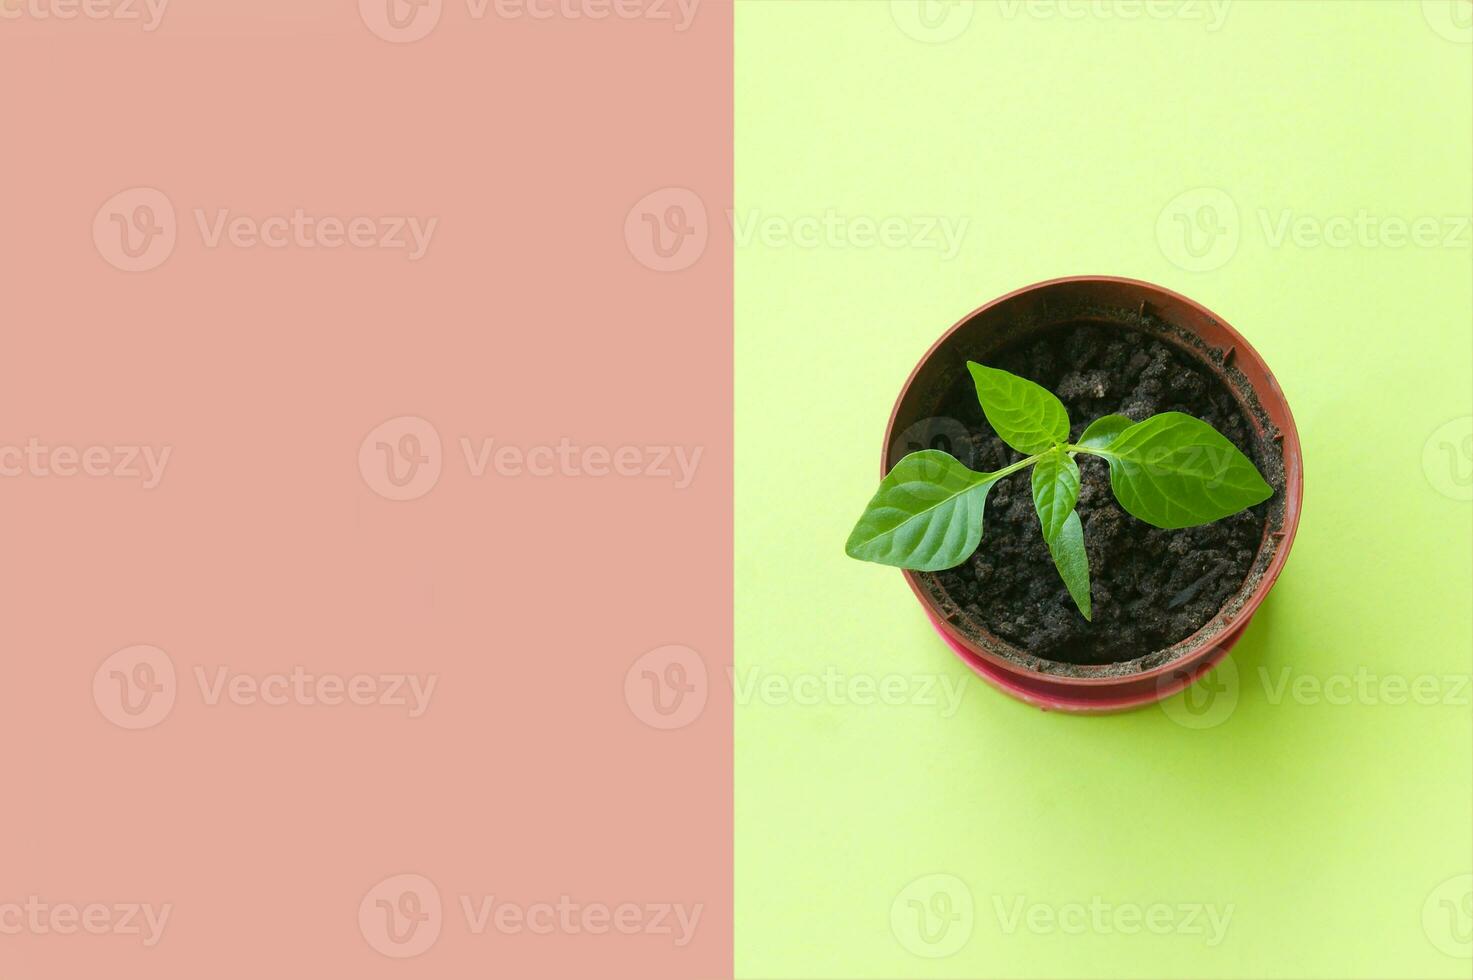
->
989 453 1043 480
1066 444 1115 460
985 445 1111 484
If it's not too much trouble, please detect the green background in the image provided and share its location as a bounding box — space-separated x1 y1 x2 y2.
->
735 2 1473 977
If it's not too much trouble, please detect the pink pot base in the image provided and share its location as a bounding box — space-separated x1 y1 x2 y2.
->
926 599 1246 714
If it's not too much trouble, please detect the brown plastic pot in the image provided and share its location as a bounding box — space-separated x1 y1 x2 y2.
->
884 276 1303 714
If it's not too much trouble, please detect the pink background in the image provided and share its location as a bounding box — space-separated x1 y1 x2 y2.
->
0 1 731 976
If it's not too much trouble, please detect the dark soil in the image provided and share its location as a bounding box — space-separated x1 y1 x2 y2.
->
930 322 1268 665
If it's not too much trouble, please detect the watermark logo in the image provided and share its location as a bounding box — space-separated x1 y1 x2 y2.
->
890 0 974 43
889 416 980 470
1423 0 1472 43
1158 655 1239 729
624 645 707 729
1423 873 1473 958
625 187 708 272
359 0 442 42
1423 416 1473 501
891 873 973 958
94 187 176 273
93 645 176 730
360 873 443 958
1157 187 1239 272
360 416 443 501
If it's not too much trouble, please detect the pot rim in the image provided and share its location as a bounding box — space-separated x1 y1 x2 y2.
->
883 275 1304 687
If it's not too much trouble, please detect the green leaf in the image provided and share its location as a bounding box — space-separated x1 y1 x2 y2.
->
1030 447 1080 546
1088 412 1273 529
1076 413 1133 451
844 450 996 571
1033 447 1089 620
967 362 1070 455
1046 510 1092 620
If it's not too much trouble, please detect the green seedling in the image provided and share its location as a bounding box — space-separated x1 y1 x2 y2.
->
845 362 1273 620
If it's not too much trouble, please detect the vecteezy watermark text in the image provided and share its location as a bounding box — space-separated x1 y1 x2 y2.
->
0 0 168 30
1258 209 1471 250
890 0 1230 44
94 646 438 730
0 439 170 488
358 874 701 959
0 897 171 947
460 437 702 488
625 650 973 730
359 0 700 43
727 209 970 260
1260 666 1470 707
997 0 1231 29
465 0 698 27
94 187 438 272
728 666 968 717
194 666 437 718
992 895 1234 946
357 416 705 501
1157 187 1472 272
460 895 701 945
194 209 437 261
1159 655 1473 729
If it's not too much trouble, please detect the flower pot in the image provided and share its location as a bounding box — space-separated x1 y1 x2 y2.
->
884 276 1303 714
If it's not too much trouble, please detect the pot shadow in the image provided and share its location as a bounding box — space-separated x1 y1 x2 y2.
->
941 597 1343 898
930 596 1357 944
944 595 1320 806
